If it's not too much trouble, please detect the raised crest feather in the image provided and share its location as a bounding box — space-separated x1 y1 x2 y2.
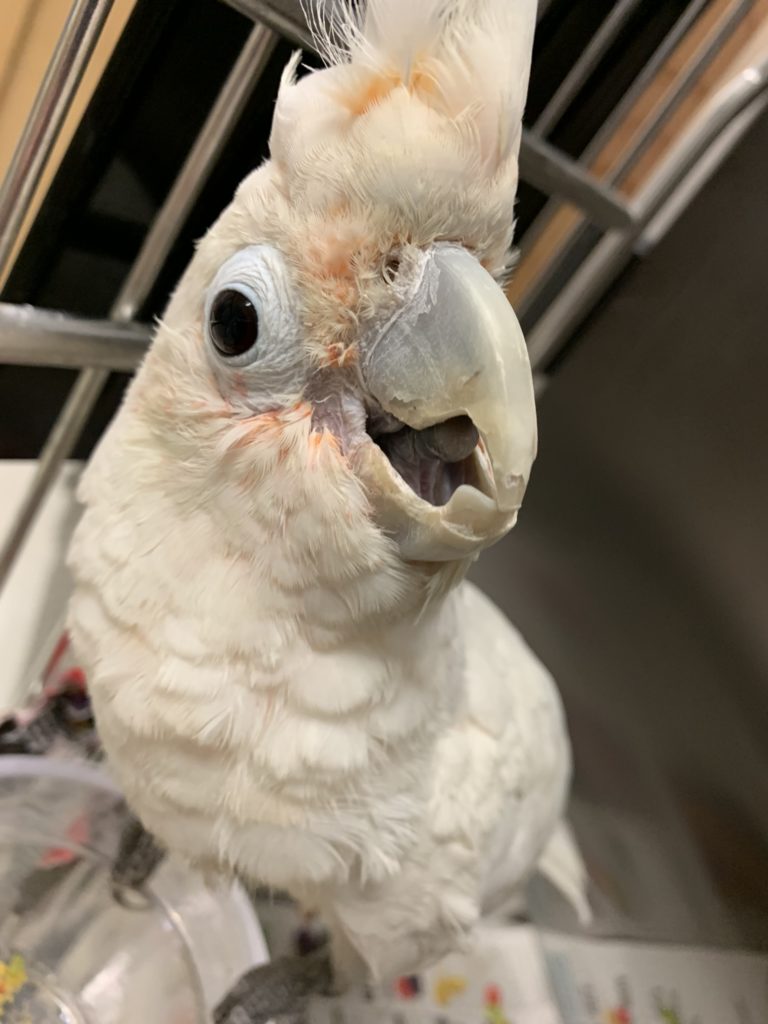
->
285 0 538 173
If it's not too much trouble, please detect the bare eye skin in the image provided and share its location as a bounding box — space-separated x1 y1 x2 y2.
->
203 245 307 405
209 288 260 357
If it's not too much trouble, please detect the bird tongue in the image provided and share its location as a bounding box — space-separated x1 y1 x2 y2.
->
376 416 479 506
411 416 479 462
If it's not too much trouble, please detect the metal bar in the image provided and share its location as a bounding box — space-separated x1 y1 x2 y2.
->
0 0 115 286
634 62 768 229
222 0 311 47
223 0 558 53
606 0 755 186
582 0 713 170
0 370 104 585
519 131 636 231
523 0 711 254
0 22 278 592
533 372 550 399
516 0 741 324
533 0 644 137
0 304 149 371
526 57 768 373
637 88 768 251
112 22 278 321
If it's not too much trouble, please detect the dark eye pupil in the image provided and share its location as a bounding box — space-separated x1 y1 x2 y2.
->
209 288 259 357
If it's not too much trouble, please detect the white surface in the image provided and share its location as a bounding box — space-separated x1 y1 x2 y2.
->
308 923 563 1024
260 899 563 1024
255 886 768 1024
0 459 83 709
542 930 768 1023
304 921 768 1024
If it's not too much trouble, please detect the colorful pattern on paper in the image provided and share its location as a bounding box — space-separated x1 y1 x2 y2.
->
0 954 28 1017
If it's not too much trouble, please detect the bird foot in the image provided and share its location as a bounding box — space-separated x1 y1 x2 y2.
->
214 948 334 1024
111 815 165 905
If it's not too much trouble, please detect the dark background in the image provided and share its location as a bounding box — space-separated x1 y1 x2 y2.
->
474 111 768 948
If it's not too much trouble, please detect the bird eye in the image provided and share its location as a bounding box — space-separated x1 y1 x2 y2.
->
208 287 260 358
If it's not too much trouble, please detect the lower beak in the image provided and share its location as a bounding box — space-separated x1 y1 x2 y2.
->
356 244 537 560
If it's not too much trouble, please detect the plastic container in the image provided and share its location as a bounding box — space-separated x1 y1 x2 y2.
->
0 755 268 1023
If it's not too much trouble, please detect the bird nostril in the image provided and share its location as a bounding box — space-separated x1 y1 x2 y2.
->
382 254 401 283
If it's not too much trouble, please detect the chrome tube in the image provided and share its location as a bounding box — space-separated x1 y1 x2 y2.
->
111 22 278 322
0 0 115 285
0 370 104 584
519 132 637 232
222 0 311 47
527 58 768 372
606 0 755 186
533 0 644 137
0 22 278 592
0 304 149 371
516 0 715 324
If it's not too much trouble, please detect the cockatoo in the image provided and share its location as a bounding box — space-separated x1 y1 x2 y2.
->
67 0 587 989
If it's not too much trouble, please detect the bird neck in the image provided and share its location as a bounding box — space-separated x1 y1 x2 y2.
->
244 515 460 666
250 546 466 753
208 491 466 713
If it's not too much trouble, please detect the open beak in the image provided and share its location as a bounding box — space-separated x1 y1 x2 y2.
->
353 244 537 562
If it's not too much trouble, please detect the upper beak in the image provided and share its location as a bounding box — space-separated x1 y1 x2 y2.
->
354 244 537 560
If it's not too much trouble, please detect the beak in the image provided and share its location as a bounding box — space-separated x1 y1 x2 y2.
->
355 244 537 561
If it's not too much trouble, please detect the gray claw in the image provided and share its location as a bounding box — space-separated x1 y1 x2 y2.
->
214 949 334 1024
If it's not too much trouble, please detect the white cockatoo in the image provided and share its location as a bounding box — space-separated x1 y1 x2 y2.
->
68 0 587 987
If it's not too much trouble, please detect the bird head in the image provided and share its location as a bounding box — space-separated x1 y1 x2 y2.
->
127 0 537 600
